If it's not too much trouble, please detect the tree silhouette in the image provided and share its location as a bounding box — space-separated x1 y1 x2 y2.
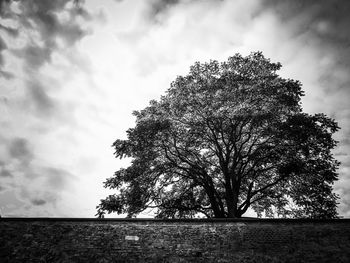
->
97 52 339 218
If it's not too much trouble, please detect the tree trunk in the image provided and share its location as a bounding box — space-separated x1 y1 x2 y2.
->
224 171 240 218
205 187 225 218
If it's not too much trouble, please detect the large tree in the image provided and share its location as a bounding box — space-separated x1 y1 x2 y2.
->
97 52 340 219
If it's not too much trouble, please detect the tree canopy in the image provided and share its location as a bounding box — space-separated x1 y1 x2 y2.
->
97 52 340 219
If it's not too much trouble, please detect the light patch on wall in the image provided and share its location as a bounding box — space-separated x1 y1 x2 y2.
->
125 235 139 241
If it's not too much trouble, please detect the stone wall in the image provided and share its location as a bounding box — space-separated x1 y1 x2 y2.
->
1 218 350 262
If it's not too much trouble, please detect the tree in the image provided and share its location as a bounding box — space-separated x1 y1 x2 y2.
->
96 52 340 219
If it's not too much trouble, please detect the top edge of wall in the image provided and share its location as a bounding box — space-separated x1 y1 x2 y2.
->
1 217 350 223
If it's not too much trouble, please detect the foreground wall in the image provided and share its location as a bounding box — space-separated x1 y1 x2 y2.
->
1 218 350 263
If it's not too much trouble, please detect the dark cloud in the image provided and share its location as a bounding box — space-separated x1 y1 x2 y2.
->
8 138 33 164
0 70 14 79
0 0 11 15
146 0 180 22
150 0 180 15
19 188 59 208
59 23 88 46
0 7 17 73
26 80 55 115
0 168 12 177
262 0 350 55
0 36 6 51
31 198 46 206
70 2 93 21
0 24 18 37
262 0 350 76
264 0 350 73
17 0 90 46
1 0 91 76
44 167 75 190
13 45 53 68
0 36 6 66
263 0 350 21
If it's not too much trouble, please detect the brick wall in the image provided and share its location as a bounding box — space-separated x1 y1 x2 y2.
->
1 218 350 262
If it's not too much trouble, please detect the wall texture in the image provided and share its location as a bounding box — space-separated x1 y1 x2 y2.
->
1 218 350 263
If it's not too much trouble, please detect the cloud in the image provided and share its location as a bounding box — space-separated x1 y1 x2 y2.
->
8 137 33 164
0 164 78 215
0 1 92 216
16 165 77 211
0 70 13 79
16 0 91 47
0 134 78 216
0 36 7 67
20 187 59 207
0 24 18 37
1 0 92 77
31 198 46 206
260 0 350 96
26 80 55 116
0 167 13 178
43 167 76 190
146 0 180 21
13 45 52 69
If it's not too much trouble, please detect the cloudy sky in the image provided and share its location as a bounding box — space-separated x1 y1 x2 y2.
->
0 0 349 218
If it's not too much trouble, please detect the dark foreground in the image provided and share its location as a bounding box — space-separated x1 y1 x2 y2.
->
1 218 350 262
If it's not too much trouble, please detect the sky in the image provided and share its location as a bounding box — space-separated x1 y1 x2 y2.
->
0 0 350 218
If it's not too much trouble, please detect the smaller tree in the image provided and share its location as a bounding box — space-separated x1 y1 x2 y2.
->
97 52 340 219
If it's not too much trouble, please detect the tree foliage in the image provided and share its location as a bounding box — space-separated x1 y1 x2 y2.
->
97 52 339 219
